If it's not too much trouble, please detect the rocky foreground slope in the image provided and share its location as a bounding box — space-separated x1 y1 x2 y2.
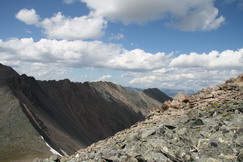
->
0 63 170 161
43 74 243 162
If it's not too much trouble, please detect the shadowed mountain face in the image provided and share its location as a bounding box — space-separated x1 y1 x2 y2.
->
0 63 170 161
143 88 172 103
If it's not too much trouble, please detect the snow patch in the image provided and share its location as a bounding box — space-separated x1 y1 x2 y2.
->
41 136 62 156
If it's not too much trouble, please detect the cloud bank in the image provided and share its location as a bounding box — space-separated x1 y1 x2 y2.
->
95 75 112 81
0 38 242 89
0 38 168 73
170 50 243 69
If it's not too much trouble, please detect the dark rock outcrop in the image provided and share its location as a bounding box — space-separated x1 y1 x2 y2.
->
89 82 164 116
143 88 172 103
0 63 19 82
0 64 167 161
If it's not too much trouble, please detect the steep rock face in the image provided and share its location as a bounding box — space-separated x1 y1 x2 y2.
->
9 76 85 155
143 88 172 103
56 74 243 162
0 85 55 162
0 64 167 159
32 79 147 154
89 82 163 116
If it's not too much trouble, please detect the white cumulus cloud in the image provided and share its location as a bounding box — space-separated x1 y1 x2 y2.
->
96 75 112 81
170 49 243 69
16 9 40 25
107 49 170 71
0 38 169 73
125 48 243 90
171 2 225 31
127 68 242 90
129 76 157 84
0 38 242 90
81 0 225 31
16 9 107 40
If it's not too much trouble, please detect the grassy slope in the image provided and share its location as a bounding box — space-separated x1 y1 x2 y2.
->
0 84 52 162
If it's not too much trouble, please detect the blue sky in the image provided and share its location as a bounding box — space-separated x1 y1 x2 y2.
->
0 0 243 90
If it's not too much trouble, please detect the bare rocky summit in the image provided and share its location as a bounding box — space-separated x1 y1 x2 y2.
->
43 74 243 162
0 63 170 161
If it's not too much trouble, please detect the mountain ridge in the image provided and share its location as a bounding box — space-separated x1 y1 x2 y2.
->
143 88 172 103
0 63 171 161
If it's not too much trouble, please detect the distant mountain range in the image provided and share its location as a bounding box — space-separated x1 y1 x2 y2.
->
160 88 195 98
0 63 171 161
126 86 195 98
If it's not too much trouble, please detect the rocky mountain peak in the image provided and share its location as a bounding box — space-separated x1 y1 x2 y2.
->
0 63 19 82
